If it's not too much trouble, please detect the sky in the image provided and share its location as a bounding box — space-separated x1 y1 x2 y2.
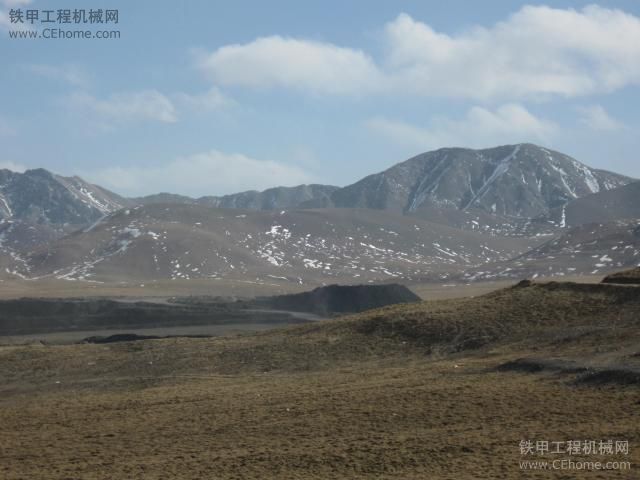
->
1 0 639 197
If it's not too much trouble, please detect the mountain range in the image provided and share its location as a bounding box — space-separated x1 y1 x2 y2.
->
302 144 631 217
1 143 638 287
133 184 338 211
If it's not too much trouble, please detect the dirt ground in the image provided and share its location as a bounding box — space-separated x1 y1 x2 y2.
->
1 345 638 479
0 277 305 300
1 278 637 479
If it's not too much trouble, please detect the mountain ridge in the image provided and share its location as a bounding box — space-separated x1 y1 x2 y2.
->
133 184 339 211
2 144 637 288
2 144 633 224
301 143 632 217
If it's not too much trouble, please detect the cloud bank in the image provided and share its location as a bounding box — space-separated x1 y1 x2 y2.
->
67 90 178 125
85 150 313 197
197 5 640 100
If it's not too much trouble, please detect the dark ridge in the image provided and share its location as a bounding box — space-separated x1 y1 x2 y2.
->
497 359 640 387
83 333 212 344
496 358 587 374
512 279 534 289
0 297 309 336
83 333 160 343
576 369 640 387
536 280 640 299
254 283 421 316
602 267 640 285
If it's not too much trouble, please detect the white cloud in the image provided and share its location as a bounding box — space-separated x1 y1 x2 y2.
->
85 150 313 197
197 6 640 100
65 86 236 130
27 64 89 88
174 87 233 111
67 90 177 125
366 104 556 150
0 161 27 172
383 7 640 99
577 105 624 131
197 36 382 95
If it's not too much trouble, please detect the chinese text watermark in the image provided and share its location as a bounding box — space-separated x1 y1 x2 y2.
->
519 439 632 472
6 8 120 40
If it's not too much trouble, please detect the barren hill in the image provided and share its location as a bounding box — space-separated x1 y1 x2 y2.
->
9 203 538 285
450 220 640 282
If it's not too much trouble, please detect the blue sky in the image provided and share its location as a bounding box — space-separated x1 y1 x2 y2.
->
1 0 639 197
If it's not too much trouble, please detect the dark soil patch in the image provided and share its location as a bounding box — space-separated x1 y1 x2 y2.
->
82 333 212 344
252 283 421 316
576 368 640 386
496 358 588 374
602 267 640 285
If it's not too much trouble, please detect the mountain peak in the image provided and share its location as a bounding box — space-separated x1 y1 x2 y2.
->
0 168 127 224
23 167 55 179
325 144 633 217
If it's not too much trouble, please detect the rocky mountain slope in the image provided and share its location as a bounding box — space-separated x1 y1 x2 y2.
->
304 144 631 217
134 144 632 220
536 180 640 228
0 168 127 225
0 169 130 273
